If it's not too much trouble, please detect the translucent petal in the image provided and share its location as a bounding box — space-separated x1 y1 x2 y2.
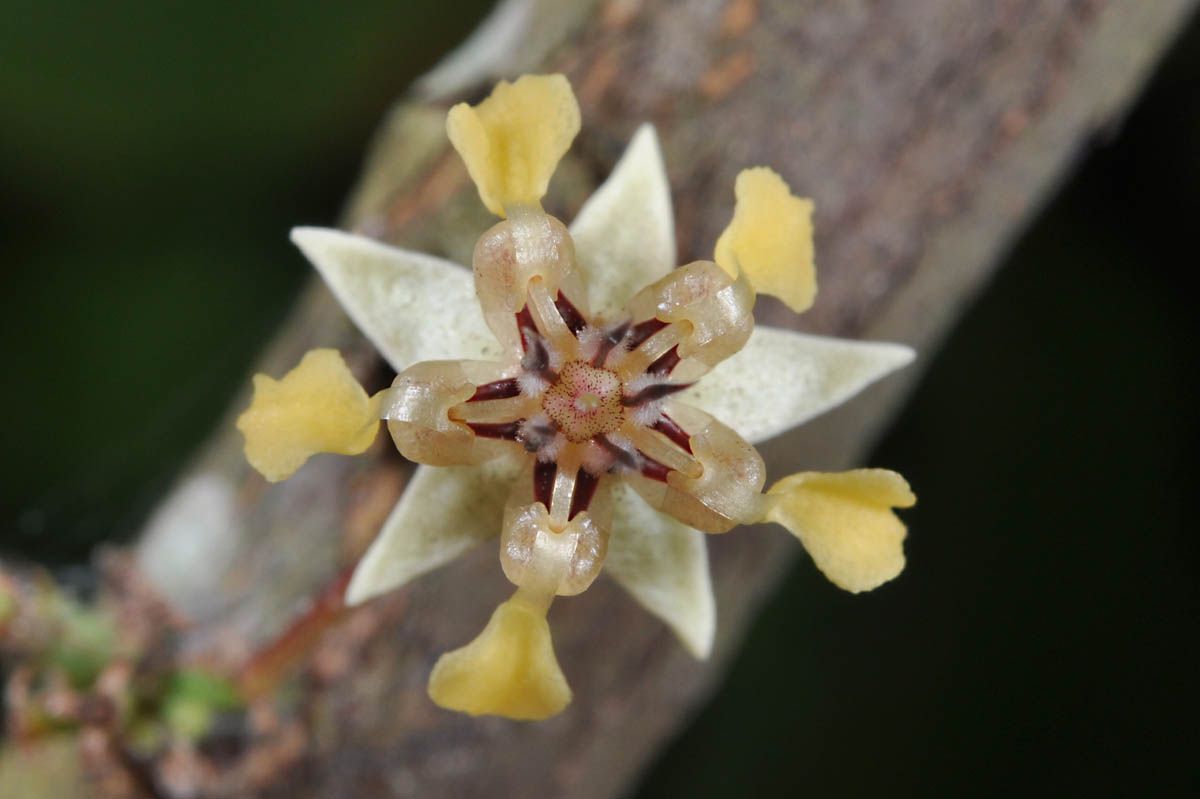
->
569 124 676 319
625 404 765 533
623 260 755 378
383 360 515 466
290 227 501 373
446 73 580 216
605 482 715 659
428 590 571 720
472 209 584 355
499 463 612 596
344 457 519 606
714 167 816 313
765 469 916 593
500 501 609 597
680 326 915 445
236 349 379 482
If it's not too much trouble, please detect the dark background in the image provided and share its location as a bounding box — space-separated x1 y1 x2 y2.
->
2 3 1196 796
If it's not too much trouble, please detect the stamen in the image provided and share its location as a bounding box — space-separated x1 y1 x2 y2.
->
451 395 533 425
625 425 702 477
549 460 576 527
470 378 522 402
527 278 576 355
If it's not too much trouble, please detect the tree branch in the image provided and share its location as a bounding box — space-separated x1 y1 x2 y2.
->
127 1 1194 796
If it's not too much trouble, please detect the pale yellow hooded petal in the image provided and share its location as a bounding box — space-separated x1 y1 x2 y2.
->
447 73 581 216
428 590 571 720
290 227 500 373
236 349 379 482
714 166 816 313
765 469 915 593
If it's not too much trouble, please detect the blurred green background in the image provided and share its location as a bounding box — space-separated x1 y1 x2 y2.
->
1 2 1196 796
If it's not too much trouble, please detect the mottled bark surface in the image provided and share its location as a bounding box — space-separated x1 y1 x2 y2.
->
123 1 1193 797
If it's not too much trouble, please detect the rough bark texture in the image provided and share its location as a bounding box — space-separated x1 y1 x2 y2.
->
128 1 1194 797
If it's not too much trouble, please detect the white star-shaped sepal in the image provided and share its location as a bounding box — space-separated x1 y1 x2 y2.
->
569 124 676 318
290 227 503 373
682 327 914 445
345 458 520 606
604 481 715 658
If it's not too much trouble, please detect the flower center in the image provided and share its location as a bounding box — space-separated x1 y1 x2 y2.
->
541 360 625 443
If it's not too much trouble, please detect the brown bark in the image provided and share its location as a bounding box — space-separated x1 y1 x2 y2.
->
126 1 1194 797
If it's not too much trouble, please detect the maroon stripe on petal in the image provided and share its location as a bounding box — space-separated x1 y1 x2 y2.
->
516 306 536 351
652 414 693 454
555 292 588 335
569 468 600 520
469 378 521 402
533 460 557 508
625 318 667 350
468 421 523 440
639 455 672 483
648 345 681 376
